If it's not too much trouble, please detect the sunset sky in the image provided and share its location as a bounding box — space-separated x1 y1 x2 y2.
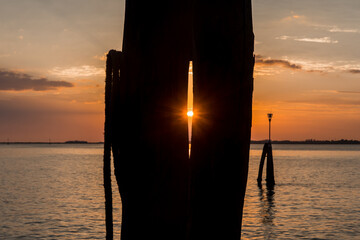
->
0 0 359 142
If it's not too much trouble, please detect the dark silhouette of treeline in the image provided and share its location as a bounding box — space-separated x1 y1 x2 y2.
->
252 139 360 144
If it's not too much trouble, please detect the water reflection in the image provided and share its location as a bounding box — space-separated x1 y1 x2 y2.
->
258 184 276 240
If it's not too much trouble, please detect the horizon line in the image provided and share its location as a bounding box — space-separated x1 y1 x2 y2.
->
1 139 360 144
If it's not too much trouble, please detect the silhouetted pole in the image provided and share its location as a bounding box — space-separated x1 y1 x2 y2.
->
266 142 275 186
268 113 272 142
110 1 254 239
266 113 275 186
190 0 254 239
257 143 268 185
257 113 275 187
103 50 115 240
115 2 191 239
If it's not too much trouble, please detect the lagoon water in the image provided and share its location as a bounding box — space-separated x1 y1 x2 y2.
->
243 144 360 240
0 144 359 239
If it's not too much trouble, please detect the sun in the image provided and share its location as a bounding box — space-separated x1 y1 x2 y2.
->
187 110 194 117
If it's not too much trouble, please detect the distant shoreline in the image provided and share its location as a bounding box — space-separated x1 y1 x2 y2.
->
1 140 359 144
251 139 360 144
0 141 103 144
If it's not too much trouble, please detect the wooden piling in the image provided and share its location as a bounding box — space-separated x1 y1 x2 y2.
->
266 143 275 186
257 142 275 187
106 1 254 239
104 49 123 240
189 1 254 239
257 143 268 185
103 50 114 240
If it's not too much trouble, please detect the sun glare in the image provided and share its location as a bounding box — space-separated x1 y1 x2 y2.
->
188 61 193 158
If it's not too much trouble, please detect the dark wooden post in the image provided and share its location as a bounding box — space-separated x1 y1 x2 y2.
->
109 1 254 239
257 143 268 185
257 143 275 187
266 143 275 186
190 0 254 239
104 49 123 240
103 50 114 240
114 2 192 239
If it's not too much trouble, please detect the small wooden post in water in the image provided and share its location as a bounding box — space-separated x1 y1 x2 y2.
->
257 142 268 185
266 142 275 186
103 49 122 240
257 113 275 187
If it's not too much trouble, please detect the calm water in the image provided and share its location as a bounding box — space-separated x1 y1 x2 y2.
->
243 144 360 240
0 144 359 239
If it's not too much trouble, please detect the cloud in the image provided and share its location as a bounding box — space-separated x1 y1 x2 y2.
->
0 70 73 91
294 37 338 44
50 65 105 78
255 55 302 70
256 55 360 75
348 69 360 74
312 90 360 95
329 27 358 33
276 35 291 40
277 35 338 44
337 90 360 94
283 58 360 74
281 13 306 22
279 13 359 34
93 52 107 61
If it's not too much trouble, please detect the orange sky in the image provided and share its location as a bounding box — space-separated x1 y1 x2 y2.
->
0 0 359 141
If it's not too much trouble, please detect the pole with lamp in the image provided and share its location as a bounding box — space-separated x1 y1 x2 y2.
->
268 113 272 142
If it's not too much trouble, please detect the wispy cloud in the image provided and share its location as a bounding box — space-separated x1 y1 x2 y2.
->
0 70 73 91
337 90 360 94
329 27 358 33
0 54 11 58
254 55 302 76
294 37 338 44
348 69 360 74
93 52 107 61
255 55 302 70
50 65 104 78
276 35 291 40
281 13 306 22
277 35 338 44
255 55 360 75
312 90 360 94
280 12 359 34
278 58 360 74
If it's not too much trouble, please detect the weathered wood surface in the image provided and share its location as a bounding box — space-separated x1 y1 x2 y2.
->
108 1 254 239
113 2 192 239
103 50 116 240
190 1 254 239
